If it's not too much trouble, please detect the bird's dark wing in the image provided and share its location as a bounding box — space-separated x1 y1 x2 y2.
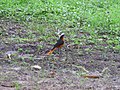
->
53 39 64 49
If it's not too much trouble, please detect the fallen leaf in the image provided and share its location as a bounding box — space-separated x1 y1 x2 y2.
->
31 65 41 70
1 82 15 87
82 75 100 79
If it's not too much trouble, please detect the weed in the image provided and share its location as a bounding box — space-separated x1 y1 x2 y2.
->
14 82 21 90
18 48 23 53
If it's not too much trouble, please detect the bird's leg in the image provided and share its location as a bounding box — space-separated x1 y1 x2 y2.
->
55 48 62 69
58 48 60 54
60 48 62 55
58 48 62 57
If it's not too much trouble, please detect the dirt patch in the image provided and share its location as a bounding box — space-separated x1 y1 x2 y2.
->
0 20 120 90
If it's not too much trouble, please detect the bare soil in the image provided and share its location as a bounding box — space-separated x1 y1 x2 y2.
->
0 20 120 90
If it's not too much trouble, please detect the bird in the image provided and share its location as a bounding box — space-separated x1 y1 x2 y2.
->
47 33 64 55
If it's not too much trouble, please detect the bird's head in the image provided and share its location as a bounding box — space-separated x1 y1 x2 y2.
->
60 33 64 40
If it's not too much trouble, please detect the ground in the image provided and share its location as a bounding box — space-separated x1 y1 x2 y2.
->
0 20 120 90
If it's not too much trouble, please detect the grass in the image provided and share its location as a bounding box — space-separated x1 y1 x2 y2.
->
14 82 21 90
0 0 120 51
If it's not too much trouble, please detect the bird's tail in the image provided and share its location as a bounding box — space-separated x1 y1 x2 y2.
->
47 48 56 55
